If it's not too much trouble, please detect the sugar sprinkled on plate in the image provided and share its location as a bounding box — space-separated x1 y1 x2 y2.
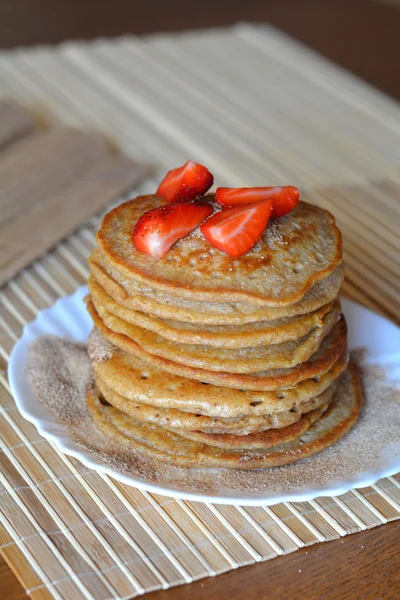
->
26 337 400 497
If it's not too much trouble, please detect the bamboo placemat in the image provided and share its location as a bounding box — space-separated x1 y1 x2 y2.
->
0 24 400 599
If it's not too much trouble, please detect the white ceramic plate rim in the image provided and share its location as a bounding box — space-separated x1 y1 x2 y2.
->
8 287 400 506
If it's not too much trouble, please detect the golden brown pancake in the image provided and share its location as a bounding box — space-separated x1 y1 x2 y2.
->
94 371 338 435
86 363 362 469
90 294 340 373
88 275 335 348
89 328 349 418
87 299 347 391
170 401 331 450
96 195 342 306
89 253 345 325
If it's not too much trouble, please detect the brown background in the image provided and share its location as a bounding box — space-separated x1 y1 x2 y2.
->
1 1 400 101
1 0 400 598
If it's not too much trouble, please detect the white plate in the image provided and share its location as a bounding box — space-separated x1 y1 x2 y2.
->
8 288 400 506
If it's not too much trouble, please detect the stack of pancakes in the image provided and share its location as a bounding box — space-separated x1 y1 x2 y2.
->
85 195 362 470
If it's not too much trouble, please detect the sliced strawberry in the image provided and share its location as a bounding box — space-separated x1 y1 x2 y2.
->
157 160 214 203
133 201 212 259
201 199 273 258
215 186 299 218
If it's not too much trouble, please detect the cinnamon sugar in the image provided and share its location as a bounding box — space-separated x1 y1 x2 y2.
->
87 328 114 366
26 336 91 423
264 220 286 249
26 337 400 497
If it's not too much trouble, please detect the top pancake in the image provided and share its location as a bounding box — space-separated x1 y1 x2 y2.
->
97 195 342 307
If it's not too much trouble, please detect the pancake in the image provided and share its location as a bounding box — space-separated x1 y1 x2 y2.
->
95 372 338 435
86 363 362 469
89 251 345 325
89 329 349 416
83 187 358 471
88 275 335 349
96 195 342 306
90 294 340 373
87 300 347 391
170 399 332 450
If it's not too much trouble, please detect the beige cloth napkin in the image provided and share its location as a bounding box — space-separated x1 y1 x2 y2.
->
0 101 153 285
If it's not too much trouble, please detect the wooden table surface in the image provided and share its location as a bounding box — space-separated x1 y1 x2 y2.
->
1 0 400 598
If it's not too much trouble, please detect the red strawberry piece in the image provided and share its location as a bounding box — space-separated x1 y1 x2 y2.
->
200 199 273 258
133 201 213 259
157 160 214 203
215 186 299 218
